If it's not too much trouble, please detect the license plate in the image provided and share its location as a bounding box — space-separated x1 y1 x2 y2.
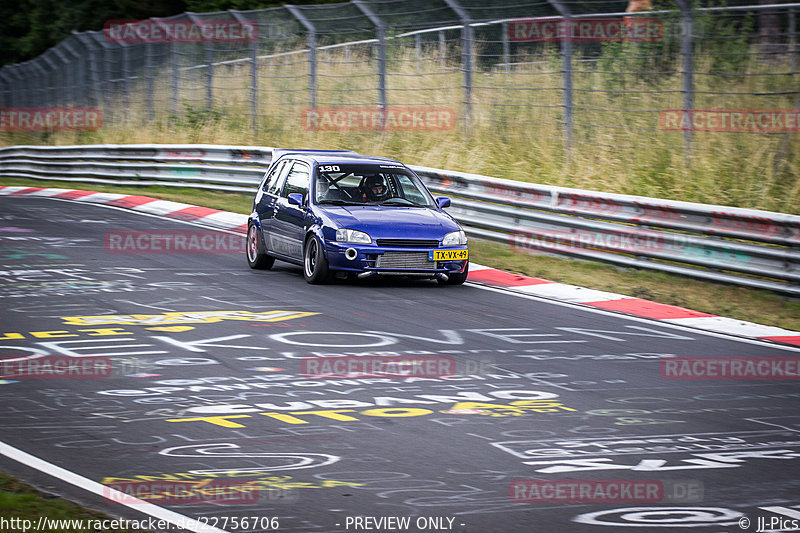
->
429 249 468 261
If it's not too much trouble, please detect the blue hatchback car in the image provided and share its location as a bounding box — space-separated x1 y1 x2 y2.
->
246 150 469 285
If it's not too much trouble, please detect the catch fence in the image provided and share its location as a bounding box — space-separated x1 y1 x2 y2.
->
0 0 797 158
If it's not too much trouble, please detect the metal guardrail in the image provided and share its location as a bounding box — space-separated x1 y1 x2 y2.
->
1 143 798 295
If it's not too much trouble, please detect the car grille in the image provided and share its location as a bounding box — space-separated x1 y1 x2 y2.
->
376 239 439 248
376 252 434 270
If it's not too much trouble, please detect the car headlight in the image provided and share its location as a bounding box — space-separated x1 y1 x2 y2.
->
336 228 372 244
442 230 467 246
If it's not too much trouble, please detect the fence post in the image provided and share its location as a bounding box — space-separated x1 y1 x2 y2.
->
51 47 71 106
11 67 24 108
439 30 446 69
444 0 473 127
286 5 317 109
502 22 510 72
41 54 58 108
121 44 130 114
790 7 797 73
61 41 83 106
152 18 178 118
73 32 102 108
187 14 213 111
353 0 387 114
146 42 156 120
546 0 573 158
171 40 179 117
230 10 258 132
677 0 694 156
0 68 9 109
30 62 48 108
16 65 30 108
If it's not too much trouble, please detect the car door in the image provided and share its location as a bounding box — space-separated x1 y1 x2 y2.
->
270 161 311 261
254 159 290 242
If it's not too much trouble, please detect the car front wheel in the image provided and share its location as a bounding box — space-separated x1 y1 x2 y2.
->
246 224 275 270
303 235 330 284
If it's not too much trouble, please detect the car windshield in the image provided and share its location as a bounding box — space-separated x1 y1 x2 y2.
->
314 164 435 207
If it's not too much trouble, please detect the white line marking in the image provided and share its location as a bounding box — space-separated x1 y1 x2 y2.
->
466 283 800 352
0 440 230 533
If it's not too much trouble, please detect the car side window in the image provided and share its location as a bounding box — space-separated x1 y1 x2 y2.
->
261 160 286 193
267 160 292 196
281 162 311 199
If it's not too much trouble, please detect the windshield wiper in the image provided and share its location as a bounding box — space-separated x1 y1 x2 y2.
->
318 199 362 206
380 198 421 206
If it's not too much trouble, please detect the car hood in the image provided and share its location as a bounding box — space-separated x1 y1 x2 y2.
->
319 205 460 238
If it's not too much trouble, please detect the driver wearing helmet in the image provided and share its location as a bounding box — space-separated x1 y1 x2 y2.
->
361 174 390 202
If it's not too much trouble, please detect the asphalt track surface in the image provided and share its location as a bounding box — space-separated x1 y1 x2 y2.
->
1 195 799 533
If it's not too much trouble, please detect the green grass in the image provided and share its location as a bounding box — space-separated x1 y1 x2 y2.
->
2 176 798 332
0 473 150 532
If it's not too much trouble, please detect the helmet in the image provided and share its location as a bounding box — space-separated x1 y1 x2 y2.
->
363 174 389 201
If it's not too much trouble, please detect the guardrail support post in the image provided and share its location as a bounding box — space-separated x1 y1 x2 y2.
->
353 0 388 114
286 5 317 110
444 0 473 128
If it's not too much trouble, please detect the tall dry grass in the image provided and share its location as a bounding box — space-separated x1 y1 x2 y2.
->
3 38 798 214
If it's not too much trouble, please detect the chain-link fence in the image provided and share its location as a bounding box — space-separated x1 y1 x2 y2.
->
0 0 797 158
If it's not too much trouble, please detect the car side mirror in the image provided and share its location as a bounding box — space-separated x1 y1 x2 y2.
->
287 193 304 206
436 197 451 209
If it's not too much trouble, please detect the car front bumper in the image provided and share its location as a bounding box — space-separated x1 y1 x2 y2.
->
325 241 468 275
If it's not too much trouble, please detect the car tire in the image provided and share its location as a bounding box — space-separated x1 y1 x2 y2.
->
304 235 330 284
438 262 469 285
246 223 275 270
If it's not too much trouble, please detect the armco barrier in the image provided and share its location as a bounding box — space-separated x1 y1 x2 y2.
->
1 143 798 295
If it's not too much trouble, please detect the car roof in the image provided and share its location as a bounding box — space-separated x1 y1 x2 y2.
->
271 149 403 167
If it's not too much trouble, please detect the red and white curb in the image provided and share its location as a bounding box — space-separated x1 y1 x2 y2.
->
468 264 800 347
0 186 249 232
3 185 799 348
